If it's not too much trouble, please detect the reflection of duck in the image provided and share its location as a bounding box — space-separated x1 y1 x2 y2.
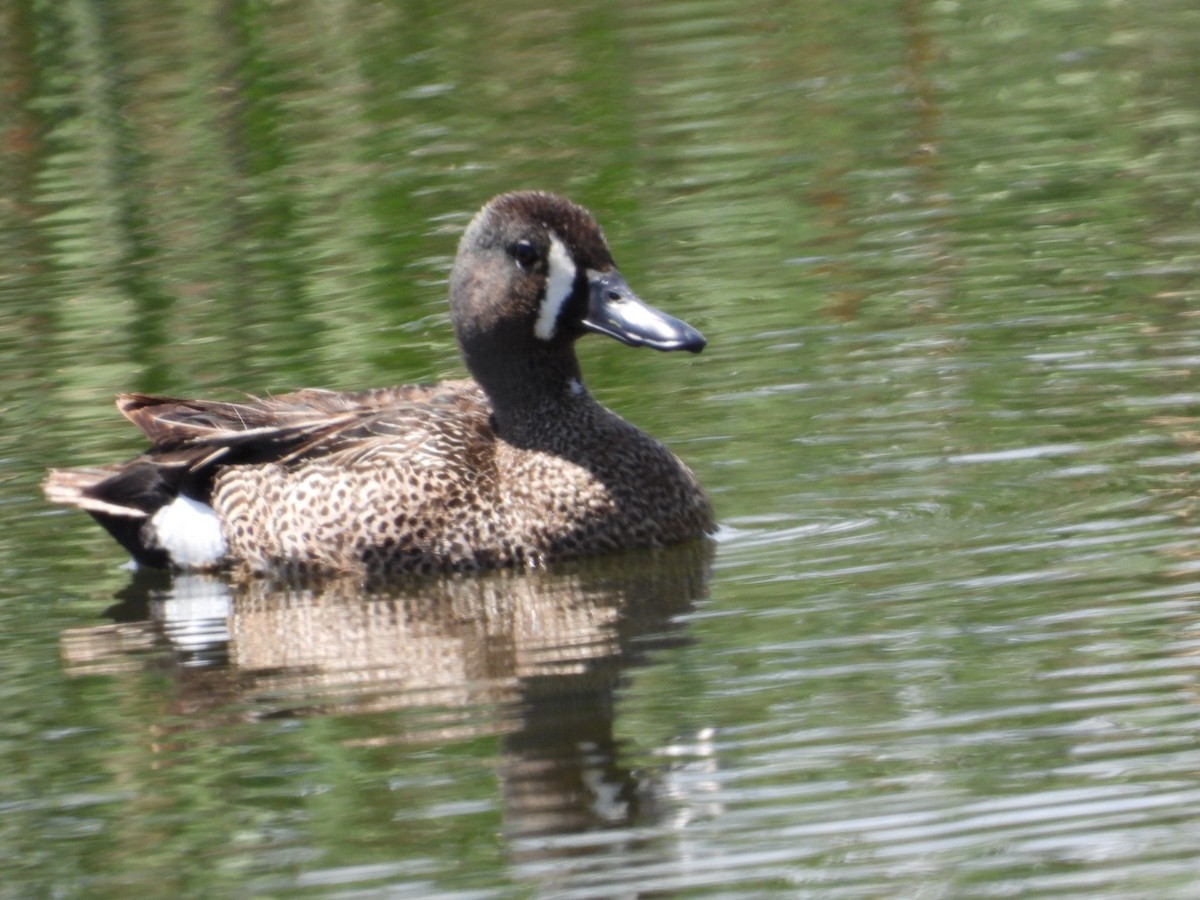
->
60 543 717 841
44 192 714 576
61 541 711 723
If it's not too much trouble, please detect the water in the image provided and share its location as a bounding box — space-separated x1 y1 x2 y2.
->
4 0 1200 896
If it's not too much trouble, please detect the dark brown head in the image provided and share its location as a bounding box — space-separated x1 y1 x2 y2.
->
448 192 705 415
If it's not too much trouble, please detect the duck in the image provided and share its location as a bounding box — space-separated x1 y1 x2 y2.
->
43 191 715 576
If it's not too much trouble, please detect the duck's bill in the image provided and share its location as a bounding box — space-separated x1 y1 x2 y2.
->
582 269 706 353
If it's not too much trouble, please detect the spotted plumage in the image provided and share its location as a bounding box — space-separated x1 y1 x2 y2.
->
43 191 715 576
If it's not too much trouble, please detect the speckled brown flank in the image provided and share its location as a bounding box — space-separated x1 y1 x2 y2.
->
204 380 712 575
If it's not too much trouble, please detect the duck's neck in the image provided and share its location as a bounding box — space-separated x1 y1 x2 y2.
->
465 343 600 449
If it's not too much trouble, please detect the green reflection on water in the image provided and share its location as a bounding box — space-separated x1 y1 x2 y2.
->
3 0 1200 896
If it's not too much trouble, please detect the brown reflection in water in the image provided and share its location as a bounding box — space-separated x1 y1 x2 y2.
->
60 541 712 841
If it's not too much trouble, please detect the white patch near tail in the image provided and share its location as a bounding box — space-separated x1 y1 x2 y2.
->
534 233 577 340
149 494 228 569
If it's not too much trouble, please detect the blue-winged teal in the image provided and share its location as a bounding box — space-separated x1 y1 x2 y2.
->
44 192 715 575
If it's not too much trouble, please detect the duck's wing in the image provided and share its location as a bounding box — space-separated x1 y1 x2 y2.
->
114 381 489 467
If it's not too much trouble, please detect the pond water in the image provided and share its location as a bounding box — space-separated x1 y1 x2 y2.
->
4 0 1200 896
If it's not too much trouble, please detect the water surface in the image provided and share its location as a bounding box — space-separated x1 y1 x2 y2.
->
3 0 1200 896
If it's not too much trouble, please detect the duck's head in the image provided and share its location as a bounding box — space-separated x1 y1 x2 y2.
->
448 192 705 404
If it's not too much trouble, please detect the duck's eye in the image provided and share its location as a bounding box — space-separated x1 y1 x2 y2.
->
509 240 540 270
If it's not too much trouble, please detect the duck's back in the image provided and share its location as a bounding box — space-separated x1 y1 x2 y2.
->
46 382 712 575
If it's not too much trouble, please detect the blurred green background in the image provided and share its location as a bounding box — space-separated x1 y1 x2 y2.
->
4 0 1200 896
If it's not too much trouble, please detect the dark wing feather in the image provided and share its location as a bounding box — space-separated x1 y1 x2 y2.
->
115 381 490 469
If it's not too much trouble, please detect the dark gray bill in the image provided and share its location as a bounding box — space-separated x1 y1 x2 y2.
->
582 269 706 353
